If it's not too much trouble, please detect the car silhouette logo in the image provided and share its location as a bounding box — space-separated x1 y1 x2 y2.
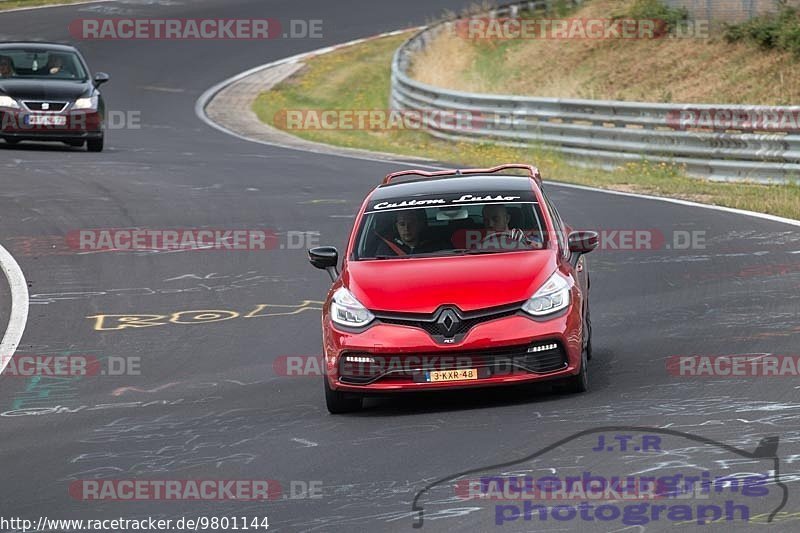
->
411 426 789 529
41 102 49 110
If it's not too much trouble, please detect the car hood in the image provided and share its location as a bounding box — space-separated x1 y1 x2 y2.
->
0 79 90 101
345 251 558 313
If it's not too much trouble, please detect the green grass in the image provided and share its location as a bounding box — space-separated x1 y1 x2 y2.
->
0 0 90 9
253 31 800 220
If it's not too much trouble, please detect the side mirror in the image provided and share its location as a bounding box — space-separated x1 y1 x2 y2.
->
568 231 599 254
93 72 110 87
308 246 339 282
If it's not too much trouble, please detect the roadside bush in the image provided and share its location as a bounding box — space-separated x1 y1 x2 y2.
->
624 0 689 34
724 1 800 56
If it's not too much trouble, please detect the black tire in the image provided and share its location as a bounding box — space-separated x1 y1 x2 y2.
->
559 347 589 394
324 378 362 414
585 306 593 360
87 137 104 152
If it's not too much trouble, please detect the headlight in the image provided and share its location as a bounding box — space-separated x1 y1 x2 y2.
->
522 272 571 316
0 96 20 109
73 96 98 110
330 287 375 327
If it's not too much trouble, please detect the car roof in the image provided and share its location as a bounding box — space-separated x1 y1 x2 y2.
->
0 42 80 53
370 175 536 202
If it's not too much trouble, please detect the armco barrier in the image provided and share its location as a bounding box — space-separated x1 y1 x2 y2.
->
389 1 800 183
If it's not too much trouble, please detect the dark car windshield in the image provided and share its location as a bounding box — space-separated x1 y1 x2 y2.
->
0 49 87 81
353 193 549 260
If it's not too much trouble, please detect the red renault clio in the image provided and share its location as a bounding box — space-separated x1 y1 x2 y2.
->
309 165 599 413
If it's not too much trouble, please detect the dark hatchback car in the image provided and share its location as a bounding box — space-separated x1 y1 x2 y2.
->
0 42 110 151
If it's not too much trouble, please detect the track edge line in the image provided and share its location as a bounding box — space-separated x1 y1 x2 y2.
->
0 243 28 374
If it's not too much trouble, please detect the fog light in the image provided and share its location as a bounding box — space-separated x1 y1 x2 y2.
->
527 343 558 353
344 355 376 364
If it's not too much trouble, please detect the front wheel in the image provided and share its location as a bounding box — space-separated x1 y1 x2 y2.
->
324 378 362 414
585 306 593 360
87 136 104 152
558 347 589 394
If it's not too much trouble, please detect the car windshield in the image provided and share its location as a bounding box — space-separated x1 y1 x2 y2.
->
353 192 549 260
0 49 87 80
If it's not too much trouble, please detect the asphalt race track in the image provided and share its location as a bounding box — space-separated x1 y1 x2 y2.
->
1 1 800 531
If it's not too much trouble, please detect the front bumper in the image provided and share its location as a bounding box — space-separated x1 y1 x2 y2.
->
323 302 584 393
1 109 103 142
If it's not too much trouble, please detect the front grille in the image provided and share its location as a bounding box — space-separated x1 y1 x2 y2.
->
381 309 519 336
24 101 68 112
338 342 568 384
374 302 524 343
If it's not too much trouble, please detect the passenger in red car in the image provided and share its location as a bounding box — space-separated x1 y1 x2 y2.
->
480 204 530 249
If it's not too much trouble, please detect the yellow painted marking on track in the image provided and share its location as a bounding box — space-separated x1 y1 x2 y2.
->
244 301 324 318
88 314 168 331
88 301 324 331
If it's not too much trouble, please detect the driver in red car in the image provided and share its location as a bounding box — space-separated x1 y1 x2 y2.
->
375 209 443 256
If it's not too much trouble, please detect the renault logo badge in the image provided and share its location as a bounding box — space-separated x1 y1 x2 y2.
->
436 308 460 337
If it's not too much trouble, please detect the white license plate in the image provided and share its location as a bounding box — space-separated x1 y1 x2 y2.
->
27 115 67 126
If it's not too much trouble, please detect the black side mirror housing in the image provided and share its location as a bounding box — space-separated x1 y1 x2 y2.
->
568 231 599 254
93 72 110 87
308 246 339 281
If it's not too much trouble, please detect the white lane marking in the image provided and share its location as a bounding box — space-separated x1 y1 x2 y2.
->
291 437 318 448
0 243 29 375
140 85 185 93
546 182 800 228
196 33 800 230
0 0 111 14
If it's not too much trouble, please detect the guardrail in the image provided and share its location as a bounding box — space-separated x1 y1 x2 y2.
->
390 1 800 183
